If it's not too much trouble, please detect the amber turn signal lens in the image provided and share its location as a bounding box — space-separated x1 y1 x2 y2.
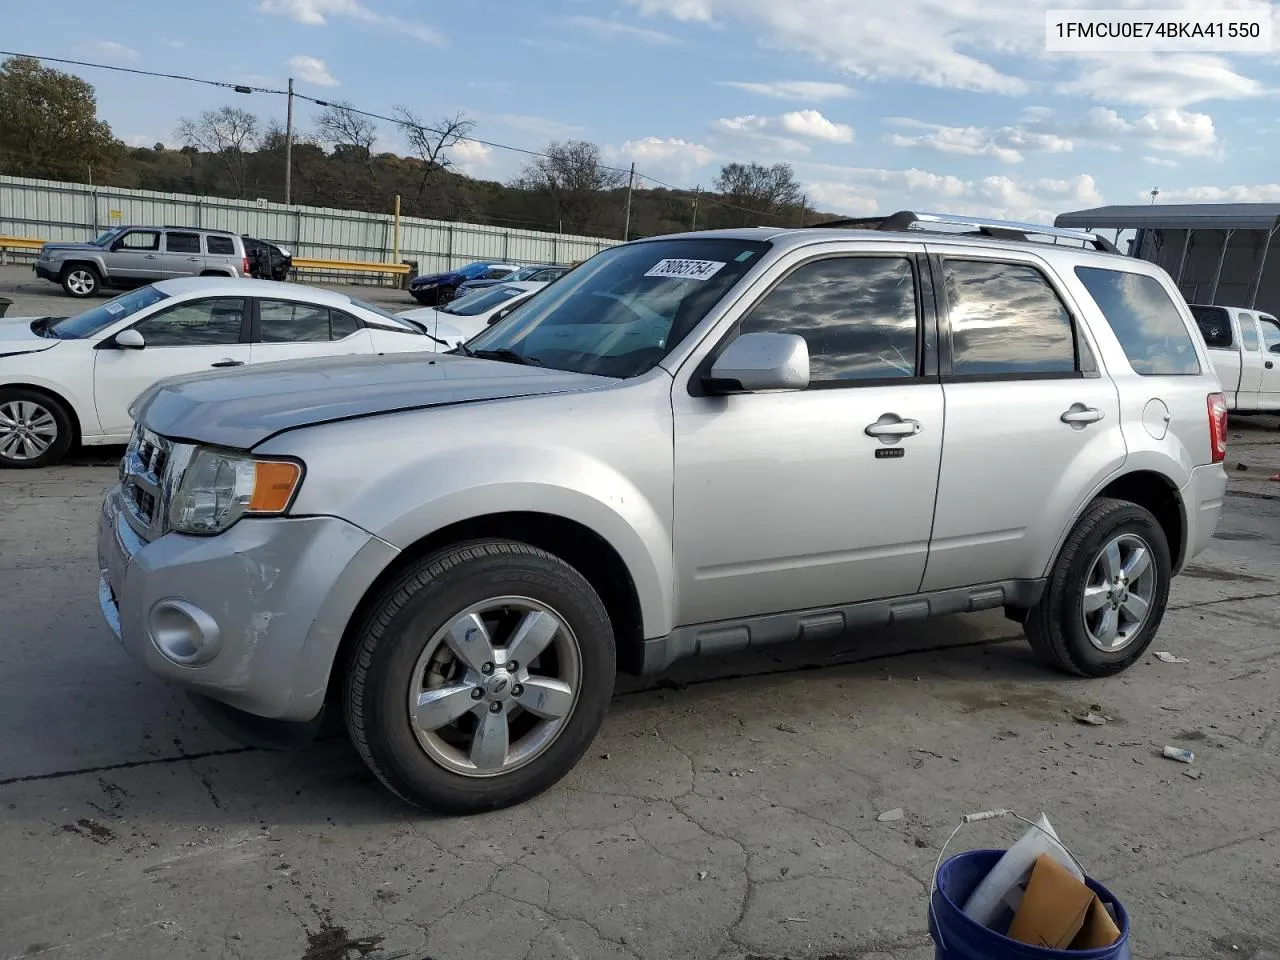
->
249 461 302 513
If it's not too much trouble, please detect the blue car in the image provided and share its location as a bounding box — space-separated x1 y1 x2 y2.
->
455 264 569 297
408 261 518 306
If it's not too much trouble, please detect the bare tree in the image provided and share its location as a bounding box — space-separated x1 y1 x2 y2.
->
315 101 377 154
713 161 803 224
176 106 259 197
514 140 626 235
393 107 474 199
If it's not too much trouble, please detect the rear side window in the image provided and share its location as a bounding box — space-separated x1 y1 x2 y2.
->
259 300 332 343
1189 305 1233 349
330 310 361 339
1075 267 1201 376
942 260 1075 376
207 235 235 255
165 232 201 254
1240 316 1261 351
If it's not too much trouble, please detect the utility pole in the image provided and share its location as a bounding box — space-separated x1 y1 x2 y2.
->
284 77 294 205
691 186 701 231
800 193 807 227
1149 187 1159 205
623 162 635 241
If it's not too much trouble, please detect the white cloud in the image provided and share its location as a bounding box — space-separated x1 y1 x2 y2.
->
606 137 716 181
802 181 879 217
451 139 496 177
1057 53 1263 108
286 55 339 87
1144 156 1181 168
630 0 714 21
718 80 855 102
1154 184 1280 203
1075 106 1219 156
567 15 677 44
93 40 139 61
491 114 586 140
161 39 186 49
885 118 1071 164
259 0 443 44
779 109 854 143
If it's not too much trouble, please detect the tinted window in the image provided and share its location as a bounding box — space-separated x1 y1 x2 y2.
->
207 235 235 255
481 267 514 280
118 231 159 251
740 257 918 382
134 298 244 346
165 232 200 254
259 300 331 343
443 285 529 316
1261 316 1280 353
50 286 169 339
1075 267 1201 375
1190 305 1233 349
330 310 361 339
944 260 1075 376
1240 316 1261 351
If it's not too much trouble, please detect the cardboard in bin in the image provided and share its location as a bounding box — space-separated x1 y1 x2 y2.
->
1007 853 1121 950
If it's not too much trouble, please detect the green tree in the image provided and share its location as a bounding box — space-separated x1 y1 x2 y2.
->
712 161 804 224
0 56 121 181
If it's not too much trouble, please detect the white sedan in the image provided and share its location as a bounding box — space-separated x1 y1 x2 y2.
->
397 280 547 346
0 276 443 467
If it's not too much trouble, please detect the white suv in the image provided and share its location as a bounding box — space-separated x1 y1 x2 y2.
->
97 212 1230 812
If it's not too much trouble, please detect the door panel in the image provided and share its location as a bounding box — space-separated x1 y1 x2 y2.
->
159 231 204 278
93 297 249 435
109 230 163 281
1258 314 1280 410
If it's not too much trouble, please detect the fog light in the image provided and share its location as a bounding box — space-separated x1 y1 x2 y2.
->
148 599 221 665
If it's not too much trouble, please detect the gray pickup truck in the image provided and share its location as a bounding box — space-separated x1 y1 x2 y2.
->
97 212 1228 813
35 226 248 297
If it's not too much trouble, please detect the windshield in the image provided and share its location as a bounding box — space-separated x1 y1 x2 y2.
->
91 228 123 247
509 266 548 281
463 238 770 378
443 285 529 316
50 286 170 339
350 297 418 330
456 262 495 279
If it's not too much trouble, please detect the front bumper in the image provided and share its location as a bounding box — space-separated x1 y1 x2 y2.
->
97 488 398 722
34 262 58 282
1179 463 1228 569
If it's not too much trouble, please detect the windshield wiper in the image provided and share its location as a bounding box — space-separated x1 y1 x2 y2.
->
470 348 542 367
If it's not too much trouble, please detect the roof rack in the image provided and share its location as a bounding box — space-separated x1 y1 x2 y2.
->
808 210 1120 254
162 225 236 235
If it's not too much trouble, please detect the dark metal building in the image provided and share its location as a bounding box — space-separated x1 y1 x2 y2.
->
1055 204 1280 313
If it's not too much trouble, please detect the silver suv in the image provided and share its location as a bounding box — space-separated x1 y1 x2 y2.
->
35 226 248 298
96 212 1229 813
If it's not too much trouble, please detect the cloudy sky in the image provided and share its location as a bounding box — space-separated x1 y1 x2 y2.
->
6 0 1280 222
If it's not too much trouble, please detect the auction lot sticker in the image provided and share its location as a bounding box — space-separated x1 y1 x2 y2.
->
645 259 727 281
1046 9 1271 51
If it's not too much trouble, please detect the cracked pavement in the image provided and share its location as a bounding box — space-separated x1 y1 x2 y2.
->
1 404 1278 958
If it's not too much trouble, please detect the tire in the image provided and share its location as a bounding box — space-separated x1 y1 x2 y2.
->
1025 497 1171 678
345 539 616 813
0 387 75 468
60 264 100 298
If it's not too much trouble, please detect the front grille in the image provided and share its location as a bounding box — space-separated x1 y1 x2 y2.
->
121 430 173 540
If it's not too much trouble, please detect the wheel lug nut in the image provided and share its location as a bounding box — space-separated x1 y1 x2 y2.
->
481 662 494 675
471 688 483 700
489 701 503 713
506 661 518 672
511 684 523 697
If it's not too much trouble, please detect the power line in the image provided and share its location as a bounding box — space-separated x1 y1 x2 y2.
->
1 49 805 226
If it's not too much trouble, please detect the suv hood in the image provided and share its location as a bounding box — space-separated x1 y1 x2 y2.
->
0 317 61 356
39 242 102 254
132 351 615 449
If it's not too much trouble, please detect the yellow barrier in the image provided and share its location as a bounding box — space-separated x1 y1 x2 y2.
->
291 256 410 277
0 236 44 250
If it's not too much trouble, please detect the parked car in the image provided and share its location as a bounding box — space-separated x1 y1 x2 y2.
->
97 213 1228 813
455 264 568 296
397 281 547 345
1189 303 1280 413
0 276 443 468
408 261 518 306
242 236 293 282
34 226 249 298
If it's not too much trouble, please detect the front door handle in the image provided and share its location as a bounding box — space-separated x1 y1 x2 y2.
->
143 254 158 259
865 414 923 441
210 359 244 368
186 257 202 262
1267 360 1275 369
1061 403 1105 427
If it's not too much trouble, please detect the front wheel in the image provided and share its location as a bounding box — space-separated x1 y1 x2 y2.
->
61 264 101 298
345 539 616 813
1025 498 1171 677
0 388 75 468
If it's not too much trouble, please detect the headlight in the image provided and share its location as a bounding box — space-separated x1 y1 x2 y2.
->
168 448 303 535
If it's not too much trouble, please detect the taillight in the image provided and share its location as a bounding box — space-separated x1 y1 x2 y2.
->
242 256 250 275
1207 392 1228 464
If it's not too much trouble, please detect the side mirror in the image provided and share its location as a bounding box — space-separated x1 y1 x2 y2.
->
114 329 146 350
705 332 810 394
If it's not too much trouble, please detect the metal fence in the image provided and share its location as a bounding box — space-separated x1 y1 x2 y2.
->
0 175 619 276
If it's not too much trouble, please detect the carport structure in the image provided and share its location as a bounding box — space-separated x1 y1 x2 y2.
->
1055 204 1280 312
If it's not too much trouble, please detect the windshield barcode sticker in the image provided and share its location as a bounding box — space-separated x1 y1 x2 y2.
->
105 302 125 314
644 259 726 281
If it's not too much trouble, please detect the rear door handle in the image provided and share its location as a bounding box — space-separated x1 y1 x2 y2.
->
143 254 158 259
865 414 922 440
210 359 244 368
186 257 202 262
1061 404 1104 427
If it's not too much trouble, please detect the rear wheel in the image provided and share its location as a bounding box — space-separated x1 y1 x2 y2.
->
0 388 75 468
60 264 100 298
345 539 616 813
1025 498 1171 677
